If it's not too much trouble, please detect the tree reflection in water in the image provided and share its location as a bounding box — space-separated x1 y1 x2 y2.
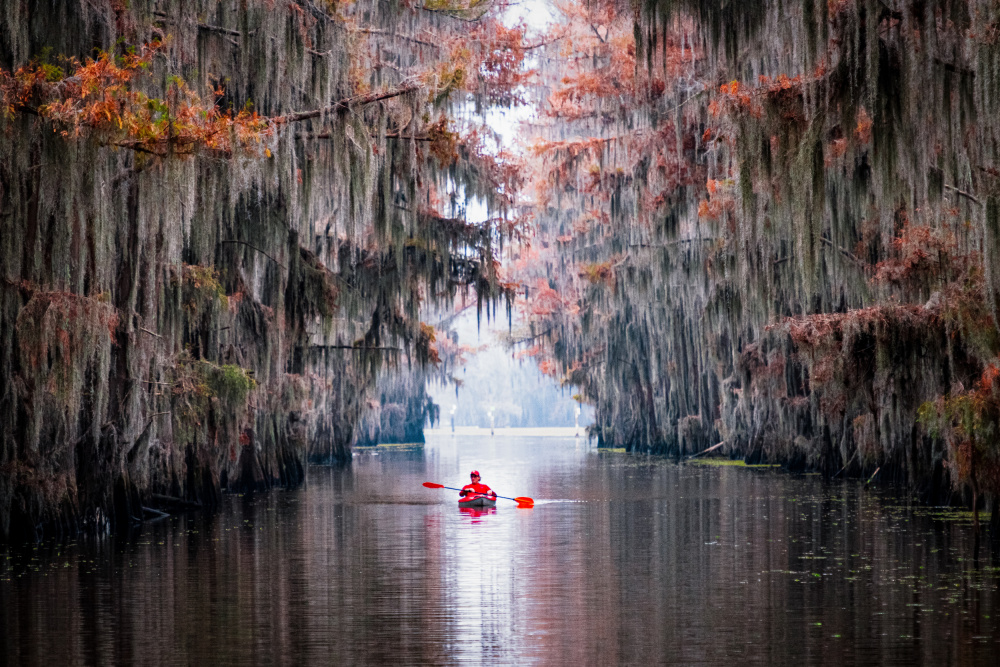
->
1 435 998 665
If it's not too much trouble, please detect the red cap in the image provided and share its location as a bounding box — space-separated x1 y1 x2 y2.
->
470 470 480 477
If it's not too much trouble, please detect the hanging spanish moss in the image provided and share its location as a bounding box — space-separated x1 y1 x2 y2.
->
522 0 1000 533
0 0 525 541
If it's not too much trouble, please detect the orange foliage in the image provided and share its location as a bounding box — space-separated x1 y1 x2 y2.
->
697 181 735 221
515 343 543 360
418 322 441 366
776 305 928 351
16 291 119 377
874 220 967 288
920 359 1000 499
474 22 536 106
827 0 853 16
715 72 816 121
424 116 461 166
579 260 615 285
408 15 534 106
544 2 637 118
529 279 564 316
854 108 873 144
1 41 272 157
537 359 558 376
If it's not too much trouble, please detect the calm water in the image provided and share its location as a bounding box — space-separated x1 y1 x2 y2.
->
2 434 998 665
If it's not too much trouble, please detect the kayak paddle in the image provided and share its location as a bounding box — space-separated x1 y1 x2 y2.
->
422 482 534 508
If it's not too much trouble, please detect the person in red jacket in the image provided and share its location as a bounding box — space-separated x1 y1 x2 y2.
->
460 471 495 498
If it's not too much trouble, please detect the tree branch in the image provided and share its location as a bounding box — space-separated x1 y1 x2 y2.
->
198 23 241 37
820 236 866 267
944 183 982 206
506 327 553 345
310 345 401 351
523 35 566 51
628 238 720 250
220 240 287 270
152 12 241 37
142 506 171 520
298 132 434 141
150 494 202 509
384 132 434 141
276 83 421 123
419 4 492 23
355 28 440 48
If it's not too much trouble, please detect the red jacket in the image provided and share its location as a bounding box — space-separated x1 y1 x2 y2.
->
460 482 493 496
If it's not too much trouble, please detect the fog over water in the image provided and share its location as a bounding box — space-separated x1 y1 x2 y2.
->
427 310 593 430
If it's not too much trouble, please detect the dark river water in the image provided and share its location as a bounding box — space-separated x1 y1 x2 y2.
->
2 434 999 665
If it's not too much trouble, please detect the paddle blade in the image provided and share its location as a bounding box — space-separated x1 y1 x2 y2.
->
422 482 445 489
515 497 534 507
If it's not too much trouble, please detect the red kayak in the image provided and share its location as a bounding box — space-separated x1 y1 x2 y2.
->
458 492 497 508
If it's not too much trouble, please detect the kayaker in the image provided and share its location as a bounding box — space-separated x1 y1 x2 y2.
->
460 471 495 498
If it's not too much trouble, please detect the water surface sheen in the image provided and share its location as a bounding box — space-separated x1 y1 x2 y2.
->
2 435 998 665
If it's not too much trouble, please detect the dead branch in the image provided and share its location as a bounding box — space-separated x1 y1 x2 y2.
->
142 506 170 519
419 4 491 22
820 237 867 267
524 35 566 51
356 28 440 48
688 441 725 459
150 494 202 509
629 238 721 250
298 132 433 141
152 12 241 37
944 183 982 206
220 240 287 270
277 83 421 124
506 327 554 345
310 345 401 351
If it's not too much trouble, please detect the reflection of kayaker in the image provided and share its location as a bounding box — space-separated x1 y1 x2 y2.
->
459 470 497 507
459 506 497 519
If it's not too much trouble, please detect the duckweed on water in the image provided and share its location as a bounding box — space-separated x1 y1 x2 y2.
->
921 509 992 522
688 458 781 468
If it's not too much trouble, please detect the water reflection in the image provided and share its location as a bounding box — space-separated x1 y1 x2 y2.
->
459 507 497 522
2 436 998 665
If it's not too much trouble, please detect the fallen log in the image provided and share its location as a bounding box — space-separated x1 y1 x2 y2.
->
149 494 203 510
142 506 170 520
688 441 725 459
